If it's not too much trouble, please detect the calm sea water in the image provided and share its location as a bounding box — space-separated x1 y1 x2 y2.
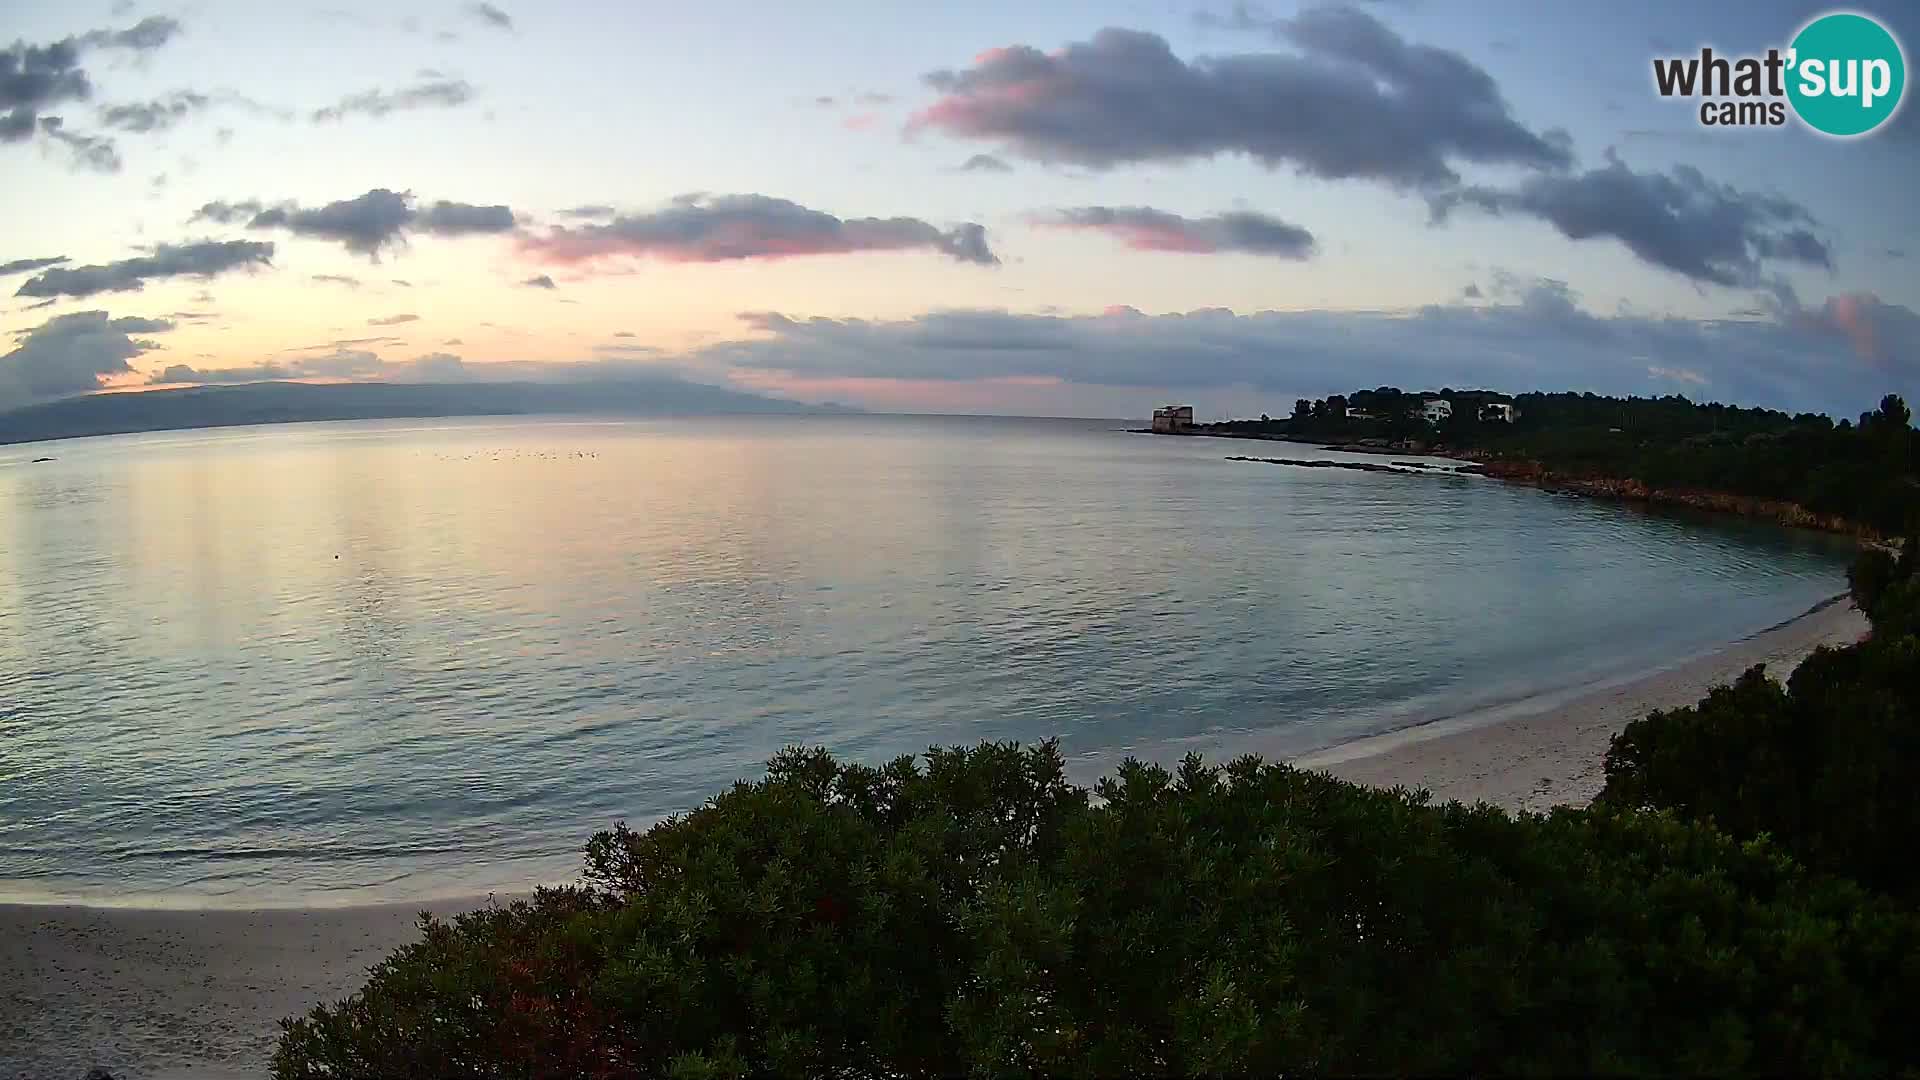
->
0 415 1855 905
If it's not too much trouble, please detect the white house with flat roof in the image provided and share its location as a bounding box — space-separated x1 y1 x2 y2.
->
1417 398 1452 424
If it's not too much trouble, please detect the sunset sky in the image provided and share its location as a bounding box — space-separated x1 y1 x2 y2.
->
3 0 1916 418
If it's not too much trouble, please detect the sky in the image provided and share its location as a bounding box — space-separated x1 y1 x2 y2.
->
2 0 1917 419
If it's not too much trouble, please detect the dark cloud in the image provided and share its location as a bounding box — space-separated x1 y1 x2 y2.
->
367 313 418 326
37 116 120 171
557 204 615 220
912 7 1570 187
98 90 210 133
521 274 556 289
311 78 475 123
958 153 1011 173
1461 283 1482 298
190 198 265 225
4 19 183 165
416 200 515 235
14 240 274 299
392 278 413 286
519 193 998 266
1 309 174 409
0 38 90 142
1039 206 1315 258
0 256 69 276
148 361 283 384
218 189 516 258
311 273 360 287
698 284 1920 417
465 3 513 30
79 16 184 52
1429 153 1832 287
611 330 636 338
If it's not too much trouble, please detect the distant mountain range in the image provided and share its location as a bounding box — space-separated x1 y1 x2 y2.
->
0 378 851 446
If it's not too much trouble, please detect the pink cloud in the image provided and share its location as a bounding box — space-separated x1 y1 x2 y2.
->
518 194 997 266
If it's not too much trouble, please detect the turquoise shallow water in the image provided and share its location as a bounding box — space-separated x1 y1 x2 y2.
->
0 414 1855 905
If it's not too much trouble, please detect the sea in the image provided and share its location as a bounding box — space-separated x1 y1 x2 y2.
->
0 414 1857 906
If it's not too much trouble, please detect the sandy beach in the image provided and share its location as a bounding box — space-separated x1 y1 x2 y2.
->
0 898 481 1080
1311 593 1869 811
0 594 1870 1079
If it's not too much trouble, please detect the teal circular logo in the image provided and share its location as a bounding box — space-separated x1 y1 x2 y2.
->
1787 12 1906 137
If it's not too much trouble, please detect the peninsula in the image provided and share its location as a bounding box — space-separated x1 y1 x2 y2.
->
1147 388 1918 539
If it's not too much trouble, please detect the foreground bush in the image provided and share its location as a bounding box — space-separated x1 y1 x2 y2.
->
275 742 1920 1078
1601 541 1920 898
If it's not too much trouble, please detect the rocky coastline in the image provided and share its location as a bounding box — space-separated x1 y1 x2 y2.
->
1147 427 1880 540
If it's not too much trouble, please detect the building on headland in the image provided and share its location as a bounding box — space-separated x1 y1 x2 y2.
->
1151 404 1195 433
1345 407 1377 420
1479 402 1519 423
1416 398 1452 424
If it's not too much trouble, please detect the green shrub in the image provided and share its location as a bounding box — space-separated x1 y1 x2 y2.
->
275 742 1920 1078
1601 541 1920 899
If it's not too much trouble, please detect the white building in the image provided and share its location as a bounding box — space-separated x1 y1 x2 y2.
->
1479 402 1519 423
1151 404 1195 433
1417 398 1452 424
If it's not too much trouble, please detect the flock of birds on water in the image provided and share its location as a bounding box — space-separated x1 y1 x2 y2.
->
426 449 602 462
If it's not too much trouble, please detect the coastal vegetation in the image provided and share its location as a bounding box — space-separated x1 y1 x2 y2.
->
1209 390 1919 537
269 393 1920 1077
276 570 1920 1080
1600 539 1920 900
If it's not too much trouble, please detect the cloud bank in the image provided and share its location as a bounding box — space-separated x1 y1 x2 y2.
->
697 285 1919 418
911 6 1570 186
519 193 998 266
0 255 69 276
2 309 174 409
4 18 184 168
195 188 516 258
14 240 275 299
311 77 476 123
1430 153 1832 287
464 3 513 30
1038 207 1315 258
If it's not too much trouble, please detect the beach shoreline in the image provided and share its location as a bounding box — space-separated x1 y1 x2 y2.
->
1 593 1870 1079
1310 591 1867 811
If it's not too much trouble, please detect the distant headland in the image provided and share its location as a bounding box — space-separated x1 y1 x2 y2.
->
0 378 853 447
1140 386 1917 539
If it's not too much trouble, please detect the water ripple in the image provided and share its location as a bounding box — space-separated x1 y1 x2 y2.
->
0 416 1855 904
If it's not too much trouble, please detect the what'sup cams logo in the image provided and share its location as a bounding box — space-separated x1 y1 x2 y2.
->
1653 10 1906 136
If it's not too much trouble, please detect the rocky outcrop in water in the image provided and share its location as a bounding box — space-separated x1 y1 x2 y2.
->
1227 456 1419 475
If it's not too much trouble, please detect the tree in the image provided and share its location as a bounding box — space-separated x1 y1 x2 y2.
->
1292 399 1312 421
276 744 1920 1078
1600 542 1920 899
